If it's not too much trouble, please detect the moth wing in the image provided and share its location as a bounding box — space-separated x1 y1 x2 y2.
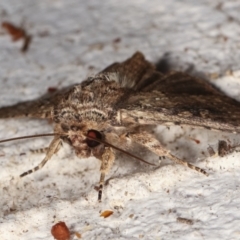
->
100 52 240 132
101 51 161 90
0 86 73 119
101 52 229 96
0 99 53 119
119 71 240 133
101 51 225 95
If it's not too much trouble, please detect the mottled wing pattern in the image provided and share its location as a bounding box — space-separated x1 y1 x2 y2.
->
0 86 73 119
113 54 240 133
0 99 53 119
101 51 159 90
120 89 240 133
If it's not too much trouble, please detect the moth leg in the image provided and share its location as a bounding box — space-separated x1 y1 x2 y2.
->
129 132 208 176
98 146 115 202
30 147 49 154
20 137 61 177
30 142 62 154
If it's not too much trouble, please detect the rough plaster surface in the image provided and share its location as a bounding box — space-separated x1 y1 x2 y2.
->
1 0 240 239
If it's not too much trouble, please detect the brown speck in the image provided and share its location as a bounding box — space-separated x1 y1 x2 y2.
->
113 37 121 43
75 232 81 238
94 185 100 191
189 137 200 144
9 207 16 212
177 217 194 225
2 21 32 52
88 65 95 70
48 87 58 93
100 210 113 218
51 221 70 240
21 35 32 52
2 21 25 41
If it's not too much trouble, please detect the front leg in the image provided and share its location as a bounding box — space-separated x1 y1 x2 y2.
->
98 146 115 202
30 141 62 154
20 137 62 177
129 131 208 176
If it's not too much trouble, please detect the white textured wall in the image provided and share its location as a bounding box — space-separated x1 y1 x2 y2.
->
0 1 240 239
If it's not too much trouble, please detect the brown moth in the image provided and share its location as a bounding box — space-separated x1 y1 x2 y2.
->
1 52 240 201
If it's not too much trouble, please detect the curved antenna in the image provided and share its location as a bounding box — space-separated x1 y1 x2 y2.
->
0 133 63 143
0 132 155 166
87 135 156 166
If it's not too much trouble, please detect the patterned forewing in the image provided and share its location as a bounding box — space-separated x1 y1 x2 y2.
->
0 87 74 119
100 52 240 133
120 75 240 133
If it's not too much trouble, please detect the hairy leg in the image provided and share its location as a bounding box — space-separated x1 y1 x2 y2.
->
129 131 208 176
98 146 115 201
20 137 62 177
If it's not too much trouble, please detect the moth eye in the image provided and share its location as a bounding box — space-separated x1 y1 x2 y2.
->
86 130 102 148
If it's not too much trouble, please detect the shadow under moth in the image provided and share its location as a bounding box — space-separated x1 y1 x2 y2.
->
1 52 240 201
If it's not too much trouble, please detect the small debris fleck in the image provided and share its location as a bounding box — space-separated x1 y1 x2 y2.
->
75 232 82 238
189 137 200 144
2 21 32 52
100 210 113 218
51 221 70 240
48 87 58 93
2 21 25 41
177 217 194 225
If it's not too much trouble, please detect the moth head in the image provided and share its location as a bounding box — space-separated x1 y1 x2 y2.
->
61 123 106 159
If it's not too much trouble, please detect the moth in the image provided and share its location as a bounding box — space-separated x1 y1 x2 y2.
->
1 52 240 201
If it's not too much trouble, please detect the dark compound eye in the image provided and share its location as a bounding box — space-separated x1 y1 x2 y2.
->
86 129 102 148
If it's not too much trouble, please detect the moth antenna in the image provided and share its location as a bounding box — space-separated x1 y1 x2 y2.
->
0 133 65 144
86 135 156 166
